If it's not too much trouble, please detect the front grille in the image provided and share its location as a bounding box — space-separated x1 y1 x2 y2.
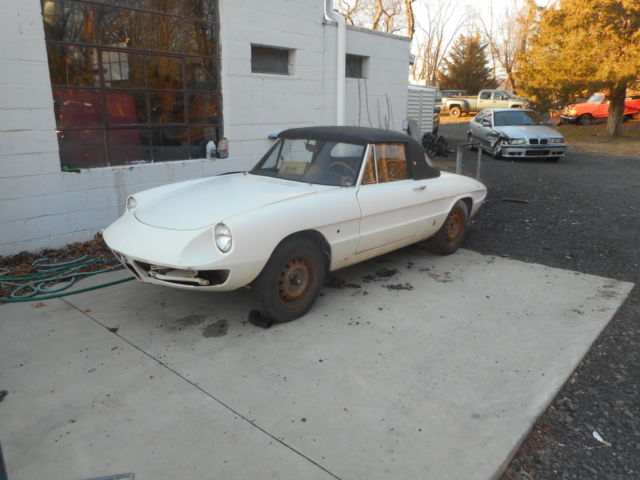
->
526 150 550 156
133 261 229 286
540 138 548 144
530 138 538 144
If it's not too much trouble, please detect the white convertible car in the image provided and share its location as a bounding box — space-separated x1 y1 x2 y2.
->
104 126 487 323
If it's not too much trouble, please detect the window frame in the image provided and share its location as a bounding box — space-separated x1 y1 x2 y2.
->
250 44 294 76
41 0 223 169
345 54 369 79
359 142 410 186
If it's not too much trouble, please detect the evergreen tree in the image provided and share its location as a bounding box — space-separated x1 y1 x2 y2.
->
516 0 640 137
438 33 498 94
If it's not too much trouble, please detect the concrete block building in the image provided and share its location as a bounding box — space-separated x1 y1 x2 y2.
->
0 0 411 255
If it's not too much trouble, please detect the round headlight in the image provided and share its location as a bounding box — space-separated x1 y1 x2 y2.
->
126 196 138 211
214 223 232 253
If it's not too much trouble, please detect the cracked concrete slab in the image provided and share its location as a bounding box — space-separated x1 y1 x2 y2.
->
0 247 633 480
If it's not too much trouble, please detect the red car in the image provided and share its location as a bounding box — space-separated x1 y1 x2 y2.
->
561 93 640 125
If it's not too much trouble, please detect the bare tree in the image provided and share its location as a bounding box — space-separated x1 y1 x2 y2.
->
478 0 539 91
410 0 469 86
337 0 362 25
336 0 414 36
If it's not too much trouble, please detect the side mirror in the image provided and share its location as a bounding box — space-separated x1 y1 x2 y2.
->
482 120 492 127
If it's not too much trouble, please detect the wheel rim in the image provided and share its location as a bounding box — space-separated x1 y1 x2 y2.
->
493 141 503 157
451 108 460 117
444 208 465 245
278 254 316 309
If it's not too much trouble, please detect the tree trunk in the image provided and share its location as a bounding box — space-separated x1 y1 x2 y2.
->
404 0 415 38
606 83 627 137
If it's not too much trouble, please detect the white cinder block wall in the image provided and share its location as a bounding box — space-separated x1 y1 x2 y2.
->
0 0 411 256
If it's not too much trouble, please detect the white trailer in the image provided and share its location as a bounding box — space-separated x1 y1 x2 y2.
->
407 85 439 136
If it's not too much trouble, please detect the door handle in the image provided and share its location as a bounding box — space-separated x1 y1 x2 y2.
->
413 185 426 191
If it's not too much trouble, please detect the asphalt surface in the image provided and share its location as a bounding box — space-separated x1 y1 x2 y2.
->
438 121 640 480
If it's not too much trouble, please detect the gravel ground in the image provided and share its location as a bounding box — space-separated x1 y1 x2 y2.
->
438 121 640 480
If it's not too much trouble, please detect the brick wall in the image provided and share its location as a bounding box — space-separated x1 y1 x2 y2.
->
0 0 410 256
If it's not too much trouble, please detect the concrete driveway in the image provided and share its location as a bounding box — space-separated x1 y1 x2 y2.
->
0 246 633 480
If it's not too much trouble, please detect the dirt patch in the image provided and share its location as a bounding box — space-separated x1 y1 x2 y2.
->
375 267 399 278
558 118 640 158
383 283 414 291
202 319 229 338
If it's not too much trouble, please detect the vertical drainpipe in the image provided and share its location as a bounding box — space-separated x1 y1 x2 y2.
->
324 0 346 126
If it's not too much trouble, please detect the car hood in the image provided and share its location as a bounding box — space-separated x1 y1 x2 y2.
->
134 173 333 230
497 125 561 139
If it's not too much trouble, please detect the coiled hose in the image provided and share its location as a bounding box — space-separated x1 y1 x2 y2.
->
0 255 134 303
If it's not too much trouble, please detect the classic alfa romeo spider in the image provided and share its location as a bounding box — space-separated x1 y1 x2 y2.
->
104 126 487 323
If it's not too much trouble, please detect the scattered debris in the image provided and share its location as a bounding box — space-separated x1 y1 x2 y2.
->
108 327 119 334
376 267 398 278
383 283 414 291
501 197 530 204
248 309 272 329
81 474 135 480
592 430 611 447
325 276 362 289
0 390 7 403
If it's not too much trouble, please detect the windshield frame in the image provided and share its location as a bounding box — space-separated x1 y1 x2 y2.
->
587 93 605 104
250 138 367 187
493 109 544 127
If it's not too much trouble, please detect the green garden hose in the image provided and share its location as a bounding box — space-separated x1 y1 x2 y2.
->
0 256 134 303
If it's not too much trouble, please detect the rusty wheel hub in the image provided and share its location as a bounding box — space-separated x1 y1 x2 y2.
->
278 256 313 307
445 209 465 245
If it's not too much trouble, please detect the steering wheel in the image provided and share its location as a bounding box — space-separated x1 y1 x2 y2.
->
327 161 357 177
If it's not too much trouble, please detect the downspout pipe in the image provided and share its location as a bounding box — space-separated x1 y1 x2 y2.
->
324 0 346 126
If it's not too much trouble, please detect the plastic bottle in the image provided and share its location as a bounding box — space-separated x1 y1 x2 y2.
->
217 137 229 158
205 140 217 159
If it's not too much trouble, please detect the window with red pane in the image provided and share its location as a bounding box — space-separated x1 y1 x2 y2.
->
41 0 222 168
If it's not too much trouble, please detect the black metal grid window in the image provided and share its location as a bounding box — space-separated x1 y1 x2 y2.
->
41 0 223 169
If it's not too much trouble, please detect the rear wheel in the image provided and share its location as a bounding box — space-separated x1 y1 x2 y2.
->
428 200 469 255
252 238 326 323
449 106 462 117
578 114 593 126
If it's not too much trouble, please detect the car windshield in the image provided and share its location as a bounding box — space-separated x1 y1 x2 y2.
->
587 93 605 104
251 138 365 186
493 110 543 126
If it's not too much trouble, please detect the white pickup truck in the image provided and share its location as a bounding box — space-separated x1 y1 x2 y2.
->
441 89 528 117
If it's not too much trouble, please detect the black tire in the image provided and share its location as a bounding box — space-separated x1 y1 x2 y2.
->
467 133 477 151
428 200 469 255
449 106 462 117
578 114 593 126
252 237 326 323
492 139 505 159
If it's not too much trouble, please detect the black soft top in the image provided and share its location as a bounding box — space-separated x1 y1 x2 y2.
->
279 126 440 180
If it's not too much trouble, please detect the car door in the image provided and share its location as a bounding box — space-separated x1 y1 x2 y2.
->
355 143 439 253
476 91 493 110
473 111 495 149
469 111 486 144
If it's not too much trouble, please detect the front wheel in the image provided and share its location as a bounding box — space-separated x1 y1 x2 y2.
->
428 200 469 255
467 133 477 151
578 114 593 126
252 238 326 323
492 139 505 159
